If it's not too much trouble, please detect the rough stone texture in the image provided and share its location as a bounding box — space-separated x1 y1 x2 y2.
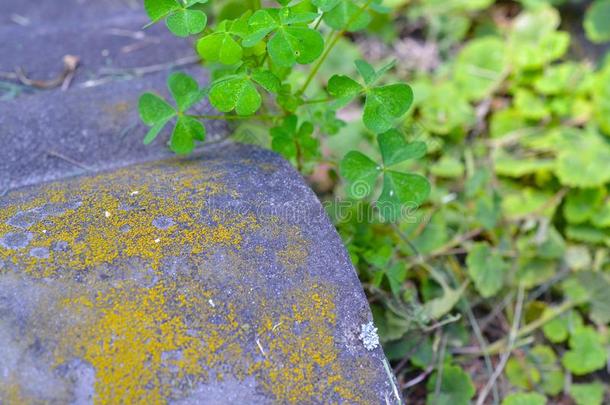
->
1 0 142 26
0 143 400 404
0 14 195 87
0 69 226 192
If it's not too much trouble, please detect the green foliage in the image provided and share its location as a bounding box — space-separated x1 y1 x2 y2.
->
466 242 508 298
585 0 610 43
426 365 475 405
562 327 608 375
144 0 208 37
570 382 606 405
340 129 429 220
140 0 426 222
501 392 547 405
138 72 206 153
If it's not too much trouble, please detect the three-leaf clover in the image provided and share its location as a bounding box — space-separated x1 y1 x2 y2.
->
144 0 208 37
197 12 251 65
138 72 206 154
242 8 324 67
340 129 429 221
208 69 281 116
328 60 414 133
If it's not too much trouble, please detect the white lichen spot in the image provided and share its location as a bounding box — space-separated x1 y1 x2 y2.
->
359 321 380 351
208 299 215 308
42 229 47 234
154 238 161 244
104 211 111 218
130 190 139 196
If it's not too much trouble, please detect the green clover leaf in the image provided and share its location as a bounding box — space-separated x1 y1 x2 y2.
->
144 0 180 23
243 8 324 67
270 116 319 162
197 25 243 65
168 72 206 112
312 0 341 12
339 151 380 199
328 60 414 134
196 14 253 65
340 129 429 221
209 74 262 116
144 0 208 37
323 0 374 32
138 72 206 153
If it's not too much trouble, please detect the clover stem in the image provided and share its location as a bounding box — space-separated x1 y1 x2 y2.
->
297 0 375 96
188 114 277 122
465 300 576 356
301 97 334 105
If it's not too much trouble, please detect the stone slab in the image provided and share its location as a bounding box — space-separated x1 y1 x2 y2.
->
0 69 226 192
0 143 400 404
1 0 142 26
0 12 195 91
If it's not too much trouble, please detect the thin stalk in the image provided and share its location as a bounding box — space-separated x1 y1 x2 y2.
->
476 285 525 405
187 114 278 122
298 0 375 95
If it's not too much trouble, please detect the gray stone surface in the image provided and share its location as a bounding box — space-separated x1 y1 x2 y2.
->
1 4 195 93
0 69 226 192
0 143 400 404
1 0 141 26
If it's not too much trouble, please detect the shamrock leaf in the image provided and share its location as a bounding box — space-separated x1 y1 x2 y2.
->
340 152 381 199
171 116 205 154
426 365 475 405
328 60 414 134
340 129 429 221
270 116 319 163
144 0 207 37
243 8 324 67
323 0 374 32
312 0 341 12
562 326 607 375
209 74 262 116
166 8 207 37
168 72 206 112
139 93 176 145
466 242 508 298
197 22 243 65
138 72 205 153
144 0 180 23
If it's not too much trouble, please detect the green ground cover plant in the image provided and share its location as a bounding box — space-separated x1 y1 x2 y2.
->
139 0 610 403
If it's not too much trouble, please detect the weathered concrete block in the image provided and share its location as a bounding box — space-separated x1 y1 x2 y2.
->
0 143 399 404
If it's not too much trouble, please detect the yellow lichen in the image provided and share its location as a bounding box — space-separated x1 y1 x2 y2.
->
1 159 377 404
